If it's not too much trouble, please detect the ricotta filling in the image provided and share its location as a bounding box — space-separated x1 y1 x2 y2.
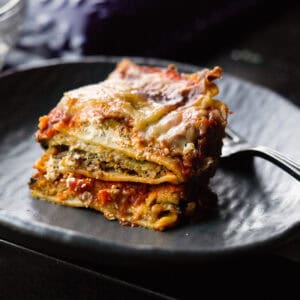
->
45 147 168 181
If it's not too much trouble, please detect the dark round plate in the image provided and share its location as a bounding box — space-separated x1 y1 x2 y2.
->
0 56 299 266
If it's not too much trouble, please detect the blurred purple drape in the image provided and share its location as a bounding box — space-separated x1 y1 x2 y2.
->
7 0 267 67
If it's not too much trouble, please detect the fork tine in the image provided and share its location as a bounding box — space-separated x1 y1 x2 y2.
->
222 128 300 181
225 127 243 142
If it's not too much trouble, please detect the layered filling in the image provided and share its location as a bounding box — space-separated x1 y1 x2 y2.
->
36 140 179 185
30 171 197 230
29 60 229 230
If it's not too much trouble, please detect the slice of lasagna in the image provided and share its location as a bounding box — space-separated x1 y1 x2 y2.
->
29 59 229 230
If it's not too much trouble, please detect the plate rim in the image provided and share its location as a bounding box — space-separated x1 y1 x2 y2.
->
0 209 299 265
2 55 298 110
0 56 299 264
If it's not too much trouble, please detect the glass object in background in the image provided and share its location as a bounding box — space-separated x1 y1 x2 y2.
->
0 0 24 69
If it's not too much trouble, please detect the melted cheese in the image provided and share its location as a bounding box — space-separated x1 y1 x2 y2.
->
59 63 225 145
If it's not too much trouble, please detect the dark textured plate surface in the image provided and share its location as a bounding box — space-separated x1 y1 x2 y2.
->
0 57 299 266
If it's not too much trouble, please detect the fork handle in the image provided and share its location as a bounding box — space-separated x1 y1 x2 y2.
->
245 146 300 181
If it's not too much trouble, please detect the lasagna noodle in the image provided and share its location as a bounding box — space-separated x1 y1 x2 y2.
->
30 59 229 230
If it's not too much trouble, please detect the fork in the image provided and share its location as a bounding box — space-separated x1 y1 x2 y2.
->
222 127 300 181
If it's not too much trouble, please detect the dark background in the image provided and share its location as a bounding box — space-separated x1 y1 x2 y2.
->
2 0 300 299
6 0 300 108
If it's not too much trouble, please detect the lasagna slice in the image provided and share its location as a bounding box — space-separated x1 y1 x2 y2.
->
29 59 229 230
